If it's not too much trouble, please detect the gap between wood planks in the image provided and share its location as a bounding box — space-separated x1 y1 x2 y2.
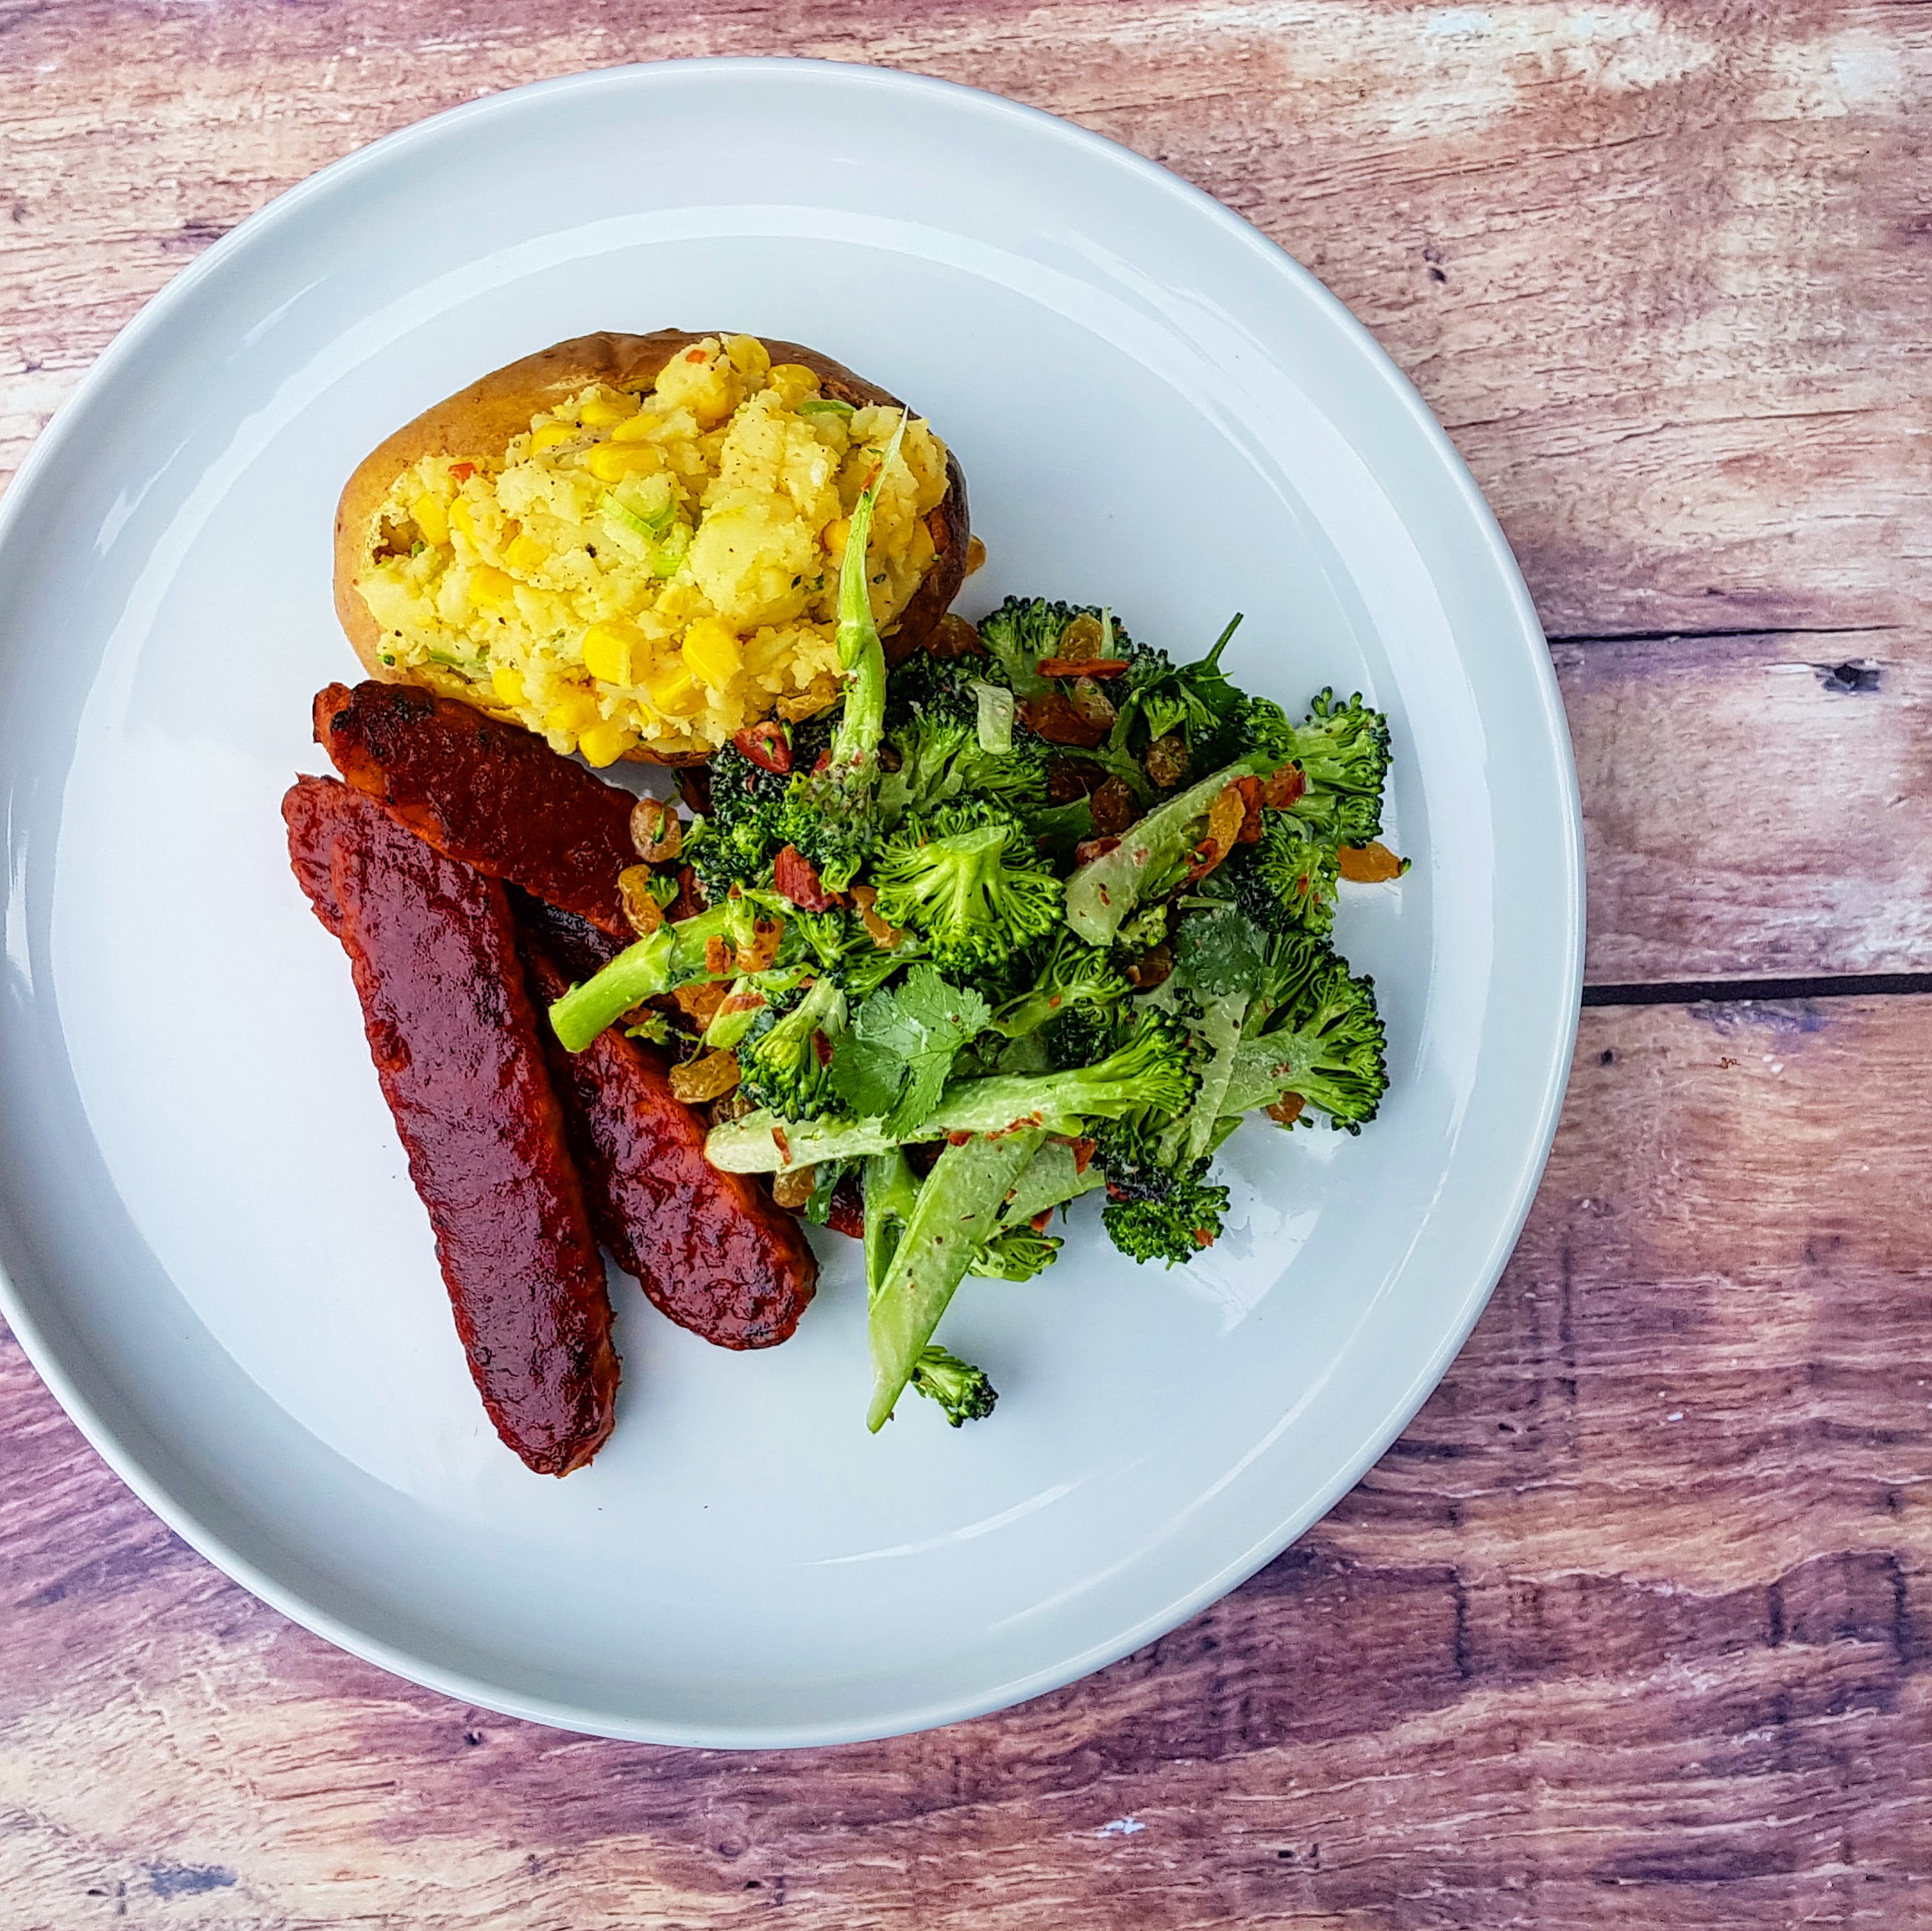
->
1583 971 1932 1008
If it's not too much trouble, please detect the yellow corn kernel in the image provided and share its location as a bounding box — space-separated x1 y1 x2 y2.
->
725 334 771 378
545 687 601 735
582 619 645 686
681 618 743 689
504 532 548 574
491 665 526 707
821 515 851 558
467 565 516 609
641 655 704 716
767 364 818 410
578 720 637 767
579 389 641 429
531 420 579 454
610 411 661 444
588 442 664 483
447 497 476 543
409 493 449 545
908 517 937 573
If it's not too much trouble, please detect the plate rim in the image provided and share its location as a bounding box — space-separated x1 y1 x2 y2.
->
0 54 1584 1747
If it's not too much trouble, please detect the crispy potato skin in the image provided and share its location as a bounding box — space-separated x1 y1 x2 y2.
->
333 330 970 762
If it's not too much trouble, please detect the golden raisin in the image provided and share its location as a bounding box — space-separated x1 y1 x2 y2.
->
771 1164 817 1210
1338 840 1404 884
619 864 665 936
1144 732 1190 788
630 795 682 862
669 1049 742 1103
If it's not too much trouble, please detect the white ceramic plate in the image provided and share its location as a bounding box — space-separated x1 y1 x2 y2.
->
0 59 1581 1746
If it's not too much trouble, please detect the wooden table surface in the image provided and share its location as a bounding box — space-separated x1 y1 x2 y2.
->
3 4 1929 1926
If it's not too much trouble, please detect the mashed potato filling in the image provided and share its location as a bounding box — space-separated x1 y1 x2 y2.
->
352 334 951 762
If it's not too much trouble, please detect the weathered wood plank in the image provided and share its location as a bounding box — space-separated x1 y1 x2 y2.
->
1563 625 1932 981
3 997 1926 1928
0 0 1926 644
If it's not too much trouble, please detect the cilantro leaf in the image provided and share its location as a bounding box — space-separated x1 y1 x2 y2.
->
828 966 992 1134
1173 905 1270 996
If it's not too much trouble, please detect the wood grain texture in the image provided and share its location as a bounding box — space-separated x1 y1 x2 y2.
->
1 0 1928 645
3 1000 1929 1929
1562 625 1932 981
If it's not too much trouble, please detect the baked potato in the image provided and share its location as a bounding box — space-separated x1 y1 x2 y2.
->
334 330 971 765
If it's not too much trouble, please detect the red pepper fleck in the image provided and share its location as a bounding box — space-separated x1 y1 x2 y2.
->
811 1030 834 1067
1030 1210 1054 1234
773 843 838 912
1068 1136 1098 1174
813 747 833 774
771 1125 792 1163
1073 835 1122 866
947 1131 974 1146
732 720 792 773
684 348 707 364
448 461 475 482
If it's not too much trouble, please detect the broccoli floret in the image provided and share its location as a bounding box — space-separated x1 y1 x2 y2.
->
970 1226 1062 1281
1223 935 1388 1131
1284 689 1393 848
1102 1168 1232 1266
1044 1002 1128 1071
736 975 848 1121
879 651 1050 820
993 928 1130 1041
771 781 878 894
1210 815 1342 938
869 802 1063 973
688 741 791 899
908 1343 998 1425
976 596 1136 697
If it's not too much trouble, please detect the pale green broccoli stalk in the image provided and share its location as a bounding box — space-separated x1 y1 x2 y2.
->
869 802 1064 973
704 1015 1197 1173
549 896 775 1053
826 411 908 783
1063 750 1289 946
867 1128 1046 1431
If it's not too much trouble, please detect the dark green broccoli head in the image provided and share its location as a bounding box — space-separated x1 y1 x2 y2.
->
1213 815 1341 938
1044 1001 1128 1071
735 976 847 1121
688 741 789 899
909 1343 998 1425
1101 1163 1231 1266
869 802 1064 973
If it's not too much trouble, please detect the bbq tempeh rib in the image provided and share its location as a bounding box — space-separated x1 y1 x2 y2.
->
314 680 640 937
284 775 619 1475
521 937 818 1349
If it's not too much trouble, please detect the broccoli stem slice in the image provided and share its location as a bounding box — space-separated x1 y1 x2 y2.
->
862 1148 922 1306
706 1027 1187 1173
827 411 908 779
996 1139 1105 1227
867 1129 1046 1432
1063 750 1288 946
548 900 751 1052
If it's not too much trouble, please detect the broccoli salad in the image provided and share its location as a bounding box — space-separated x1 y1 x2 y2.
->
548 429 1402 1432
